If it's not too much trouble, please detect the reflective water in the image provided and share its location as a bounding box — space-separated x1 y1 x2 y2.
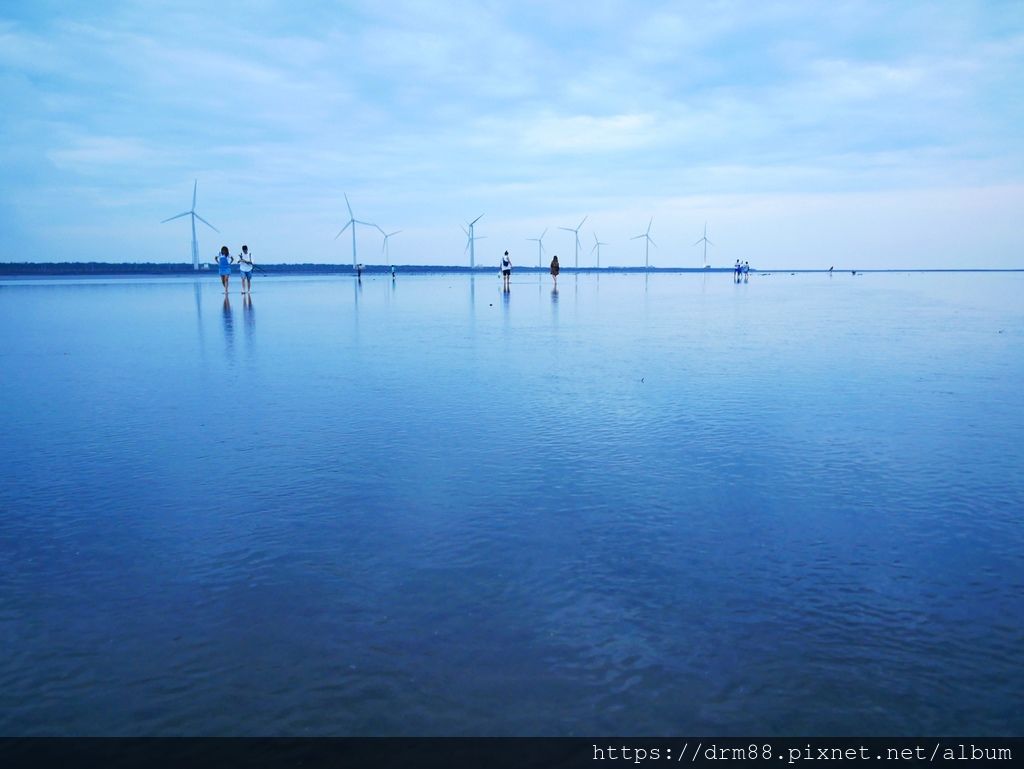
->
1 272 1022 736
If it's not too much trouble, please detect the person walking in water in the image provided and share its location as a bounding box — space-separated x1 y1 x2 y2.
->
550 254 559 288
501 250 512 291
214 246 233 294
237 245 254 294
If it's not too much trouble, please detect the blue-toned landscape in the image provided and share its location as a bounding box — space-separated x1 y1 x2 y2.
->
1 272 1021 736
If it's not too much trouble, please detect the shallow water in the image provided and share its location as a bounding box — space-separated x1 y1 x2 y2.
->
1 271 1022 736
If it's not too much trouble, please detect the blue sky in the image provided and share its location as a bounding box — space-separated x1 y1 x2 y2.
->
1 0 1022 268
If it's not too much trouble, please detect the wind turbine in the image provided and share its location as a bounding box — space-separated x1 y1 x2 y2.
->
591 233 608 269
334 193 377 269
376 225 401 266
631 218 656 268
161 179 218 270
558 216 587 268
694 222 713 268
463 214 484 267
526 228 547 267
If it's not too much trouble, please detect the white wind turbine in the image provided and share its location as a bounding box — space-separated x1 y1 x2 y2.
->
161 179 218 270
463 214 484 267
694 222 713 268
591 233 608 268
334 193 377 269
558 216 588 268
526 228 547 267
631 217 656 268
376 226 401 266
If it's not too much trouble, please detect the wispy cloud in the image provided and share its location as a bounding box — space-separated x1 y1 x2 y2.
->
0 1 1022 266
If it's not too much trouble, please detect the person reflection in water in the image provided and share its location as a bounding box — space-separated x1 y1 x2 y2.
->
242 292 254 343
221 294 233 346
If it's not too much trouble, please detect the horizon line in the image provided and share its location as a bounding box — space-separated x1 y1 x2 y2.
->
2 262 1022 275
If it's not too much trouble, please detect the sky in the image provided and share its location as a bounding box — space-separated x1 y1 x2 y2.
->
1 0 1022 268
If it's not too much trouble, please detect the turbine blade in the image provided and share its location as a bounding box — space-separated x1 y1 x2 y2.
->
578 215 587 229
649 237 657 247
540 227 547 239
591 242 598 253
388 230 401 237
558 227 574 232
471 214 483 225
192 180 197 210
344 193 354 219
693 238 703 246
706 239 714 246
646 217 653 234
161 212 191 223
462 225 469 236
194 213 219 232
335 221 352 239
375 224 386 235
632 234 644 240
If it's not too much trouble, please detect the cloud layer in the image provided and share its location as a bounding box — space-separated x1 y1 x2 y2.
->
1 1 1022 267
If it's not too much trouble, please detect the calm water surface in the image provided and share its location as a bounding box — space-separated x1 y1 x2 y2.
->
1 272 1022 735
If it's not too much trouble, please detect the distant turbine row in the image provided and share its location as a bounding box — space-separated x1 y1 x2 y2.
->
162 182 715 270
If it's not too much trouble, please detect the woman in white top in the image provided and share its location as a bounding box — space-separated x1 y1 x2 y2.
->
237 245 254 293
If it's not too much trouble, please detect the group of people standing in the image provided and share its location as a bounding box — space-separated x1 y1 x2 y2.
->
500 251 561 291
212 248 763 294
214 246 255 294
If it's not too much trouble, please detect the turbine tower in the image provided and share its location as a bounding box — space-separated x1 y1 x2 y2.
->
591 233 608 269
526 228 547 267
161 179 218 270
631 218 656 268
558 216 588 268
334 193 377 269
376 226 401 266
463 214 484 268
694 222 713 268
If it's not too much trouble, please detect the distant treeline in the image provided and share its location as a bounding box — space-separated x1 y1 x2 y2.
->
0 262 736 276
